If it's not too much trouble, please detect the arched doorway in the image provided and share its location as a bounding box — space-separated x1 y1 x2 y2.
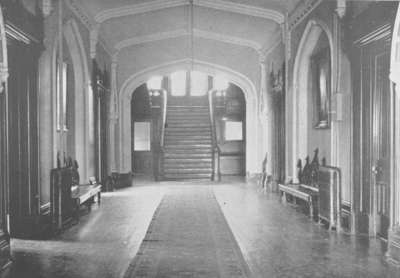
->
118 59 258 177
129 73 247 180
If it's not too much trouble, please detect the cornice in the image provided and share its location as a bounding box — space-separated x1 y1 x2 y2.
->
114 29 261 52
288 0 322 31
95 0 284 24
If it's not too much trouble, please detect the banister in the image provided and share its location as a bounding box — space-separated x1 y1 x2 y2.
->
208 90 221 181
160 89 168 148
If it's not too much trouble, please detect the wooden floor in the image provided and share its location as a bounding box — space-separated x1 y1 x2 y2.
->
7 177 400 278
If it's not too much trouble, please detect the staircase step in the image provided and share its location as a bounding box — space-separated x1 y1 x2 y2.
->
163 173 212 180
165 131 211 136
166 127 211 131
163 168 212 174
165 144 211 149
164 158 212 163
165 139 212 144
164 149 212 155
164 152 212 158
165 134 211 139
167 111 209 116
166 123 210 128
164 163 212 170
168 106 208 110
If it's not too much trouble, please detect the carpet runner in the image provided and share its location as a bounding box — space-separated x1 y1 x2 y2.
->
123 186 251 278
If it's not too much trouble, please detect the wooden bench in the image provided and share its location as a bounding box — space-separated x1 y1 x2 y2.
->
71 177 101 221
278 183 319 218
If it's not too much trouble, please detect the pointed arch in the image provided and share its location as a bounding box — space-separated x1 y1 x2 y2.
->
51 19 92 180
118 59 260 175
290 19 334 180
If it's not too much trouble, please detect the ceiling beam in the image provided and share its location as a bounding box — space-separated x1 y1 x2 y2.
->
114 29 262 52
95 0 284 24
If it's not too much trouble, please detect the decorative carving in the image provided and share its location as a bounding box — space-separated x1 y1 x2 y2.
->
269 63 284 94
289 0 323 30
296 159 303 183
336 0 346 18
41 0 53 17
66 0 94 30
310 148 320 186
301 156 311 185
90 24 99 59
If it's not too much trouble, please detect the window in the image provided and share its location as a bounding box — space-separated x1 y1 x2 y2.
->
225 121 243 141
190 71 208 96
134 122 151 151
170 71 186 96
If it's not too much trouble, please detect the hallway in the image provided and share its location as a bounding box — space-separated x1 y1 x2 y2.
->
8 178 398 278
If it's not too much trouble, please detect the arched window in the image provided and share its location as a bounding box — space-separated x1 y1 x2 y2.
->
190 71 208 96
170 71 186 96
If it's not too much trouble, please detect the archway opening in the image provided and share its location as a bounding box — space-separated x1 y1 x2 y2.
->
118 60 259 177
129 71 246 179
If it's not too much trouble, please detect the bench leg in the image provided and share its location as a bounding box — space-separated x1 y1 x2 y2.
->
97 192 101 204
309 198 314 218
75 200 80 222
281 192 287 204
87 198 93 211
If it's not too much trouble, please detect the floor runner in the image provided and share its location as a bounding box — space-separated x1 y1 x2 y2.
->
123 186 251 278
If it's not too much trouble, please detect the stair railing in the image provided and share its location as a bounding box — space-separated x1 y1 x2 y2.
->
208 90 221 181
158 89 168 180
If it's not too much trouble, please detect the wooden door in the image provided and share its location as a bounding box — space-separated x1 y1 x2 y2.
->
7 36 40 237
371 44 391 239
355 33 392 239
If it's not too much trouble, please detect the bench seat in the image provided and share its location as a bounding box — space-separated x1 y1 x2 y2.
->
71 184 101 221
278 183 319 218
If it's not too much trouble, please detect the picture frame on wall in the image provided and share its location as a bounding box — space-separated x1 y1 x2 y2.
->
311 47 331 129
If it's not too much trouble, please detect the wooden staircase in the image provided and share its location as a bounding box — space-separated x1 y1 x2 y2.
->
162 106 213 180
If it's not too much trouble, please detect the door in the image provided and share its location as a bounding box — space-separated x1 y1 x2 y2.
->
7 36 40 237
371 45 391 239
357 36 391 239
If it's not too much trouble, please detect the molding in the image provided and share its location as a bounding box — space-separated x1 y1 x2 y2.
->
354 23 392 47
289 0 322 30
115 29 187 51
115 28 261 52
194 0 284 23
194 29 261 50
95 0 284 24
66 0 95 30
95 0 187 23
259 31 282 57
